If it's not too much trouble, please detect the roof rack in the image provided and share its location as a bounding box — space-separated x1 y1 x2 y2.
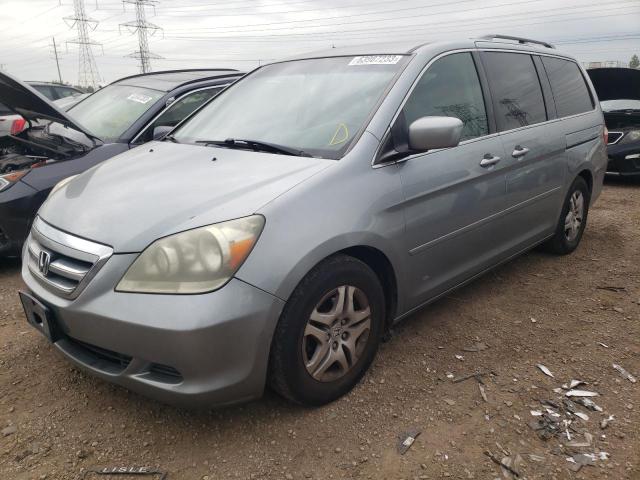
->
478 34 555 49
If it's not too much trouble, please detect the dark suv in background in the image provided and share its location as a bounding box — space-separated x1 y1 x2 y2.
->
587 67 640 177
0 68 242 255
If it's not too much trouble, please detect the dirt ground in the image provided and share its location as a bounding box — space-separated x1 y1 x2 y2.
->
0 178 638 480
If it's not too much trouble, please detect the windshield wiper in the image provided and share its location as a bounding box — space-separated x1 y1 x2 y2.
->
164 134 180 143
195 138 312 157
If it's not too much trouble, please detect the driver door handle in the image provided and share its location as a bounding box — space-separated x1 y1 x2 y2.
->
512 145 530 158
480 154 501 168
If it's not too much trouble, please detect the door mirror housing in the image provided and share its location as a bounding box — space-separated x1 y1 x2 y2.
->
408 116 463 151
152 125 173 141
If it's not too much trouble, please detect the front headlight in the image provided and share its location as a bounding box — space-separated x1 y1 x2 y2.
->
620 130 640 144
0 170 29 192
116 215 265 294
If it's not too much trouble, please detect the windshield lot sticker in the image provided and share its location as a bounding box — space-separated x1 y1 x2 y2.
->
127 93 154 104
349 55 402 66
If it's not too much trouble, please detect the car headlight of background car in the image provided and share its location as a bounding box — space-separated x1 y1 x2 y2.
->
620 130 640 144
0 170 29 192
116 215 265 294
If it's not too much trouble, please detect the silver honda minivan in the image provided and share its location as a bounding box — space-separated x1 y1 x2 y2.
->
20 35 607 407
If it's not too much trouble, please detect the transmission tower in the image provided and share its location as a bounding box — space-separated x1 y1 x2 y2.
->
64 0 102 89
120 0 162 73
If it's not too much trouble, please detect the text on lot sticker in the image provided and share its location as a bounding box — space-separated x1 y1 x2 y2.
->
349 55 402 66
127 93 154 104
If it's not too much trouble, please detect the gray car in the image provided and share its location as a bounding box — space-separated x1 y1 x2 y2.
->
20 35 607 408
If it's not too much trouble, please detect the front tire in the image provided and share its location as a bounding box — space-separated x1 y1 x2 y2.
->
269 255 385 406
542 176 590 255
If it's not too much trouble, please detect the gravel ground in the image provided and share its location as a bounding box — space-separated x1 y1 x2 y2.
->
0 178 639 480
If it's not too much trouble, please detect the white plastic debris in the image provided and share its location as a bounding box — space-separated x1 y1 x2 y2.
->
601 415 614 429
574 412 589 421
446 372 454 379
597 342 609 348
455 354 464 361
536 364 554 378
530 410 543 417
613 364 637 383
566 389 598 397
575 397 603 412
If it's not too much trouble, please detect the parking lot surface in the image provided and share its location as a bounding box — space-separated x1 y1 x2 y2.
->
0 179 638 480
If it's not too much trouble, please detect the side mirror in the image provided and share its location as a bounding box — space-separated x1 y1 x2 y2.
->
408 116 463 151
153 125 173 140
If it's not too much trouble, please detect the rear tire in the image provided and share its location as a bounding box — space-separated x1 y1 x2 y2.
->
269 255 385 406
542 176 590 255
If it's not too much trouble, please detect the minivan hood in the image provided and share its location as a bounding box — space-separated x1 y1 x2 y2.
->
587 67 640 101
39 142 333 252
0 71 97 139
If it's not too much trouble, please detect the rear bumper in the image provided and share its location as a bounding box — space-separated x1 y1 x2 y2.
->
21 252 285 408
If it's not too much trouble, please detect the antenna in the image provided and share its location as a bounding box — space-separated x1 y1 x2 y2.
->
120 0 162 73
64 0 102 89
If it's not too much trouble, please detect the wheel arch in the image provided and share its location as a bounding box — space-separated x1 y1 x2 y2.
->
339 245 398 327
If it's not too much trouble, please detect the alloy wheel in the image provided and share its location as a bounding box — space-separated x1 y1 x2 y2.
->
302 285 372 382
564 190 584 242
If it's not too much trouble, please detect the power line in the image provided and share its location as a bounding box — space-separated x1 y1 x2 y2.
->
64 0 102 88
120 0 162 73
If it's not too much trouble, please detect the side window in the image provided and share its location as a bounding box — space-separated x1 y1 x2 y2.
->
31 85 56 100
55 87 79 99
136 88 221 143
402 53 488 141
541 57 593 117
482 52 547 131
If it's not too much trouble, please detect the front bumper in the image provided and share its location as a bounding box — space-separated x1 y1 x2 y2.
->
21 252 285 408
0 180 45 255
606 142 640 176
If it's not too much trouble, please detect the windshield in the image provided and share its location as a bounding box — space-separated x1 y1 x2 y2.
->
174 55 408 159
601 99 640 112
68 84 164 141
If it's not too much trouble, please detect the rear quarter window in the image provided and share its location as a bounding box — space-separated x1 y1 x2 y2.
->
541 57 594 117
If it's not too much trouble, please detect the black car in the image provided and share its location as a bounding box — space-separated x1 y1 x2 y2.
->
0 68 242 256
587 67 640 177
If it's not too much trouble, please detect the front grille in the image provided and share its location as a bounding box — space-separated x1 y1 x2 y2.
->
607 131 623 145
26 216 112 299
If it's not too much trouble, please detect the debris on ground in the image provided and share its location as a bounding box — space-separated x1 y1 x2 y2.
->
479 383 488 402
396 427 421 455
566 452 610 472
613 363 637 383
575 397 603 412
565 389 599 398
484 450 521 478
597 342 610 348
462 342 489 352
601 415 615 429
536 364 554 378
452 371 488 384
596 285 626 292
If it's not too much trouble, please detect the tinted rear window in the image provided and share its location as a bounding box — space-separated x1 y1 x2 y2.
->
541 57 593 117
482 52 547 131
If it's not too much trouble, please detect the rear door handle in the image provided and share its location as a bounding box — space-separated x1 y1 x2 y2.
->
512 145 530 158
480 154 501 168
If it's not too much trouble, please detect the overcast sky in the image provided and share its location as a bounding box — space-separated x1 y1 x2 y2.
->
0 0 638 86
